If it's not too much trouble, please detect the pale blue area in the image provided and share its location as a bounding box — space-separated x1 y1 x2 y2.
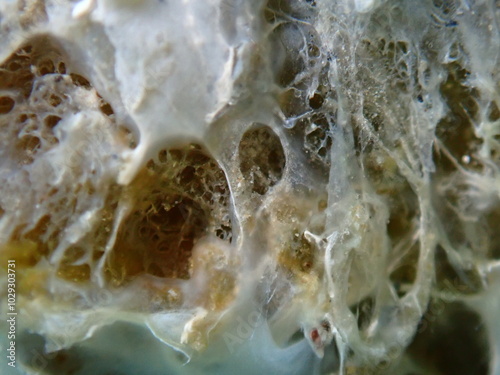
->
4 320 338 375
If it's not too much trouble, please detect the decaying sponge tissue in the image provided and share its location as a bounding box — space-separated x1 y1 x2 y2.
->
0 0 499 374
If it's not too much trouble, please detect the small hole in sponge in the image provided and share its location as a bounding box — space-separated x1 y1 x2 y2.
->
239 124 286 195
57 62 66 74
16 135 41 164
0 96 15 114
44 115 62 129
70 73 92 89
106 144 232 285
48 94 62 107
309 92 324 109
100 102 114 116
37 59 55 76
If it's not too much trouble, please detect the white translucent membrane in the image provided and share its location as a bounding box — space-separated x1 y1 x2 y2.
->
0 0 499 374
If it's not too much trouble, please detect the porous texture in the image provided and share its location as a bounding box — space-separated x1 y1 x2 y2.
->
0 1 499 375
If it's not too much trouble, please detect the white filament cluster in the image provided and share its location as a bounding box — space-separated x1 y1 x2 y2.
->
0 1 499 374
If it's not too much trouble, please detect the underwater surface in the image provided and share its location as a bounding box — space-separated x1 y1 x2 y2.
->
0 0 499 374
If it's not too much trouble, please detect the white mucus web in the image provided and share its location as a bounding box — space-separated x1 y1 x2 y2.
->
0 0 498 374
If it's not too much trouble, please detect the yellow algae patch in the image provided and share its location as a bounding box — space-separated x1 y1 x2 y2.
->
0 239 41 269
18 268 49 298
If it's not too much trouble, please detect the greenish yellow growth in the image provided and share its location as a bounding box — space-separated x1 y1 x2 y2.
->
0 239 40 269
278 231 316 276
